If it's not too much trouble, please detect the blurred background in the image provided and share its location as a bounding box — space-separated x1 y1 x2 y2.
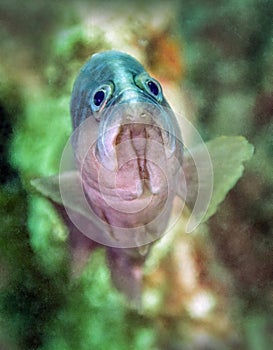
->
0 1 272 349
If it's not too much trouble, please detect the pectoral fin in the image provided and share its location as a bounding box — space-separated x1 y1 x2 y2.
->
31 171 91 218
177 136 254 232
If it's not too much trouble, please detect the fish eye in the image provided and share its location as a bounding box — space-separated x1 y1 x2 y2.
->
146 80 159 96
94 90 105 106
90 83 114 113
134 73 162 102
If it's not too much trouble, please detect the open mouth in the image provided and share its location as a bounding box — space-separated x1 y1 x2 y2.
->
95 99 178 172
115 123 149 182
94 121 173 200
115 123 167 180
76 101 182 201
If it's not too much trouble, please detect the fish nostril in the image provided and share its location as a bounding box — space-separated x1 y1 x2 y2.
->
124 112 151 123
125 114 134 121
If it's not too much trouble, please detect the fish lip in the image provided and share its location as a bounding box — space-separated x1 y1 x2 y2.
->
95 98 178 171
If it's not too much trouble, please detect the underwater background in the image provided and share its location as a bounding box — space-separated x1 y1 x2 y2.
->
0 1 272 349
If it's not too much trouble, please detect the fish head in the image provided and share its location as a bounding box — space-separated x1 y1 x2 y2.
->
70 51 184 237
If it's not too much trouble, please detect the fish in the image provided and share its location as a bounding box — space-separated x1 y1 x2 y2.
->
31 50 253 302
67 50 187 299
